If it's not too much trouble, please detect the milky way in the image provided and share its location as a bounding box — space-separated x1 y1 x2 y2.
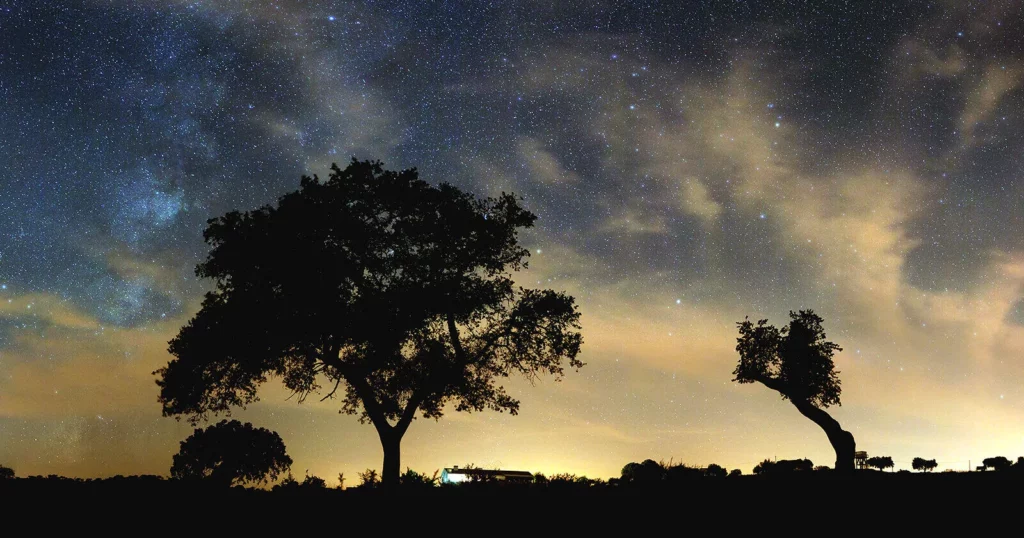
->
2 1 1023 480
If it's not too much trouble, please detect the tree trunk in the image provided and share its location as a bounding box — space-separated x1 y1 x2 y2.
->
380 430 402 487
790 398 856 472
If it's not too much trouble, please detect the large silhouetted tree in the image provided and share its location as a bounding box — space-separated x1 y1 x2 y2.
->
156 159 584 486
0 464 14 480
733 310 856 472
170 420 292 487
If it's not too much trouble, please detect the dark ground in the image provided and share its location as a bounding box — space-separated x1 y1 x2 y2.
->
1 471 1018 530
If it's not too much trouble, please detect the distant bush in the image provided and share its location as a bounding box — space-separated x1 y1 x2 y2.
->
982 457 1012 471
866 456 894 472
912 458 938 472
754 459 813 475
302 474 327 488
170 420 291 487
357 469 380 489
401 468 439 488
665 463 703 482
0 465 14 480
620 459 665 485
272 472 326 491
549 473 603 487
705 464 727 478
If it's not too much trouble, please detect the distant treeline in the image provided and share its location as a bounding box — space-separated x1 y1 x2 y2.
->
6 454 1024 492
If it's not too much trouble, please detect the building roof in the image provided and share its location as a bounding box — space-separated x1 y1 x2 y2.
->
443 468 533 478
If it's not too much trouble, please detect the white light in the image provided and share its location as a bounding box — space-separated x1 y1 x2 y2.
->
774 122 780 128
676 299 681 304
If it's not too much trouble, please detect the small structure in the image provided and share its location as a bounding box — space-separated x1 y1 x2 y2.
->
440 466 533 484
854 451 869 470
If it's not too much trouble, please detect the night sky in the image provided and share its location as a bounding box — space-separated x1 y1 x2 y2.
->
2 1 1024 481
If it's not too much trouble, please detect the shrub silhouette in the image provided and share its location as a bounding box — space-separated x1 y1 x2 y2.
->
982 456 1012 471
272 471 327 490
301 474 327 488
866 456 894 472
155 159 584 486
620 459 665 485
401 468 439 488
733 311 855 471
729 469 742 477
169 419 291 487
0 465 14 480
753 459 775 475
705 464 727 478
912 458 938 472
357 469 381 489
754 458 813 475
548 473 601 487
665 463 703 482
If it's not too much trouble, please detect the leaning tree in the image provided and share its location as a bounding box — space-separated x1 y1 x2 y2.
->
733 310 856 472
155 159 583 486
170 419 292 487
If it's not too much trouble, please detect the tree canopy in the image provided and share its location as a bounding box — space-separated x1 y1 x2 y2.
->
866 456 894 472
982 456 1012 471
734 310 841 408
754 458 814 475
155 159 583 485
705 463 727 478
620 460 666 485
912 458 938 472
170 419 292 487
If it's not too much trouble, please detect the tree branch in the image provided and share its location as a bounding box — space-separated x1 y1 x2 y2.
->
395 390 422 437
323 349 392 434
447 312 469 364
319 377 342 401
347 375 392 435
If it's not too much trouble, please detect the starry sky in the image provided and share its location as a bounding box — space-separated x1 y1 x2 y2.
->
2 0 1024 481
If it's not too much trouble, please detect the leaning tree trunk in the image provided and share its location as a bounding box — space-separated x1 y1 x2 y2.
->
790 398 856 472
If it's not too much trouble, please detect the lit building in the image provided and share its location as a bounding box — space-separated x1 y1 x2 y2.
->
440 466 534 484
